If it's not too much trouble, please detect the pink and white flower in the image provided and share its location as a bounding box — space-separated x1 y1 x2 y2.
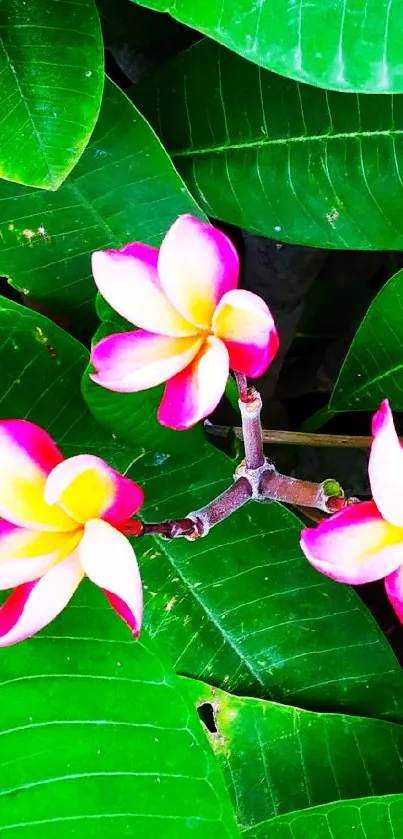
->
0 420 144 646
300 400 403 622
90 215 279 430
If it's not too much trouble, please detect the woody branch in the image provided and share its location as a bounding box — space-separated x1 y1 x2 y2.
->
124 376 354 541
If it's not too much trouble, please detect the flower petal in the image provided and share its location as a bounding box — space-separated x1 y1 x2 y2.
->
79 519 142 637
90 330 203 393
385 565 403 623
0 520 81 589
0 420 76 531
158 336 229 430
158 215 239 329
91 243 196 337
368 399 403 527
300 500 403 584
0 553 84 646
212 289 279 377
45 455 143 526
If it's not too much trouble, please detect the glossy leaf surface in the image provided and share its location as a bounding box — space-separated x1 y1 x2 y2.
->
134 39 403 249
243 795 403 839
131 444 403 720
0 593 239 838
0 295 136 469
0 78 204 318
82 318 204 455
0 0 104 189
134 0 403 94
330 268 403 412
0 297 239 837
186 678 403 829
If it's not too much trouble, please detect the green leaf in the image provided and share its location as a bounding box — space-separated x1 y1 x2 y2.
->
0 0 104 190
0 299 239 836
133 38 403 249
185 678 403 829
330 268 403 413
242 795 403 839
0 295 136 470
132 443 403 720
82 319 204 455
0 585 239 838
0 77 205 319
134 0 403 94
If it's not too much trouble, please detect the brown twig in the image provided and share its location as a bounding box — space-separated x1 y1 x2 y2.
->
258 470 351 513
123 478 253 540
206 424 374 449
122 386 358 541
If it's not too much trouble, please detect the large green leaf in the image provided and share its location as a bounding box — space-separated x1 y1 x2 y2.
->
0 295 137 470
243 795 403 839
185 678 403 829
330 268 403 412
132 444 403 720
0 77 204 319
0 585 239 838
0 296 238 834
0 0 104 190
134 0 403 94
82 319 204 455
133 39 403 249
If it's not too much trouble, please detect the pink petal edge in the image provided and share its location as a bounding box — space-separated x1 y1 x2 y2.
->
158 215 239 330
79 519 143 637
0 553 84 646
0 420 75 532
368 399 403 527
91 243 196 337
45 454 143 526
385 566 403 624
0 419 64 474
300 500 403 585
0 520 81 590
212 289 279 377
158 336 229 430
90 330 202 393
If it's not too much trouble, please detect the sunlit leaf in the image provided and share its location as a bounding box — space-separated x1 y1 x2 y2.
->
133 0 403 94
186 678 403 829
0 595 239 838
0 78 204 319
131 444 403 720
330 268 403 412
0 0 104 189
243 795 403 839
134 39 403 249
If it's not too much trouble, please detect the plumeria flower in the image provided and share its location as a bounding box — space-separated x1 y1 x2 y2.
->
0 420 144 646
90 215 279 430
300 399 403 622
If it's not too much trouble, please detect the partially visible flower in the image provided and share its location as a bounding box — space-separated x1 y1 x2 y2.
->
0 420 144 646
300 400 403 623
90 215 279 430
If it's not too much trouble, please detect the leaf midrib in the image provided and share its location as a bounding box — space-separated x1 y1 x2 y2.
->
332 359 403 409
0 36 54 185
172 128 403 159
149 534 265 690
